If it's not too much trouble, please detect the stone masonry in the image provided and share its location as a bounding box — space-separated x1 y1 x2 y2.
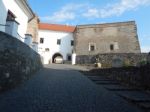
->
26 15 39 42
76 53 148 67
0 31 42 91
74 21 141 55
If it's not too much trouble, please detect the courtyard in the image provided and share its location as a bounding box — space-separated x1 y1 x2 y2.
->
0 64 144 112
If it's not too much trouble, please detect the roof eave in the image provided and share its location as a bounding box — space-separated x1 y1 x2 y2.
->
15 0 34 21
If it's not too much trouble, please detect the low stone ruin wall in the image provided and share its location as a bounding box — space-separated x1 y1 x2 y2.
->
0 31 42 91
90 64 150 89
76 53 148 68
76 55 95 65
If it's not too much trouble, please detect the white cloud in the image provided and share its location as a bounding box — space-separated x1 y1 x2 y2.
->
41 13 75 23
40 3 88 23
83 0 150 18
141 46 150 53
40 0 150 23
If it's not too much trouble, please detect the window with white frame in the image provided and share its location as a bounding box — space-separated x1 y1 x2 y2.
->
71 40 74 46
110 44 114 51
67 54 72 61
114 42 119 50
110 42 119 51
89 43 96 51
57 39 61 45
45 48 49 52
40 38 44 44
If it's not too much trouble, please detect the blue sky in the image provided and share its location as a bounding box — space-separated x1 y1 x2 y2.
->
28 0 150 52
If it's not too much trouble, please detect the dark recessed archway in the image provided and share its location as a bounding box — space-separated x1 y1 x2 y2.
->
52 53 63 63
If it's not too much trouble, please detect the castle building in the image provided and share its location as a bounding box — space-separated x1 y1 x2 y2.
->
74 21 141 55
34 21 141 64
38 23 75 64
0 0 141 65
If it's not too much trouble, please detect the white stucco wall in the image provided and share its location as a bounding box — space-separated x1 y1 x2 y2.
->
38 30 74 64
0 0 7 32
0 0 28 39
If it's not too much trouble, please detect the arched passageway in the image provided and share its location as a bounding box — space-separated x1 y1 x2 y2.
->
52 53 63 63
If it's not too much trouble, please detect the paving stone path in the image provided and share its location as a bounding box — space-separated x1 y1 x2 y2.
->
0 64 141 112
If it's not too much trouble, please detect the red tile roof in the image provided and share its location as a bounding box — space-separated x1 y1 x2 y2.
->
39 23 75 32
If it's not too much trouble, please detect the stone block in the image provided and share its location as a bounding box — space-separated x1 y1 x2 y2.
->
147 52 150 64
112 56 123 68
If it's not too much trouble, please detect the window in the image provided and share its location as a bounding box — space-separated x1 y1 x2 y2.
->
67 55 72 61
110 44 114 51
71 40 74 46
57 39 61 45
40 38 44 44
110 42 119 51
114 42 119 50
90 45 95 51
89 43 96 51
45 48 49 51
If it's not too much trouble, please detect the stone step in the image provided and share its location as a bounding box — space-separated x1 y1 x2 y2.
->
87 76 109 80
104 85 141 91
84 72 100 76
94 80 120 85
88 77 112 81
91 79 115 81
117 91 150 102
137 102 150 110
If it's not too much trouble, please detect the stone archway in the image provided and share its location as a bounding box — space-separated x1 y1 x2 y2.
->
52 53 63 63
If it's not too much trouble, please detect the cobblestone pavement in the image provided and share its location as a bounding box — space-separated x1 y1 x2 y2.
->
0 64 141 112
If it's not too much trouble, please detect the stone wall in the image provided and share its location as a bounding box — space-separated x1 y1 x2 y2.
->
26 15 39 42
74 21 141 55
76 53 148 67
0 31 42 91
89 64 150 89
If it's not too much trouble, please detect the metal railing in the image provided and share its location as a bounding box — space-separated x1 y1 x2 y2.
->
0 24 9 27
17 33 25 40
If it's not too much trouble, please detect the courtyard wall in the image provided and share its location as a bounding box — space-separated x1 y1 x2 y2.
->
89 64 150 89
0 31 42 91
76 53 148 67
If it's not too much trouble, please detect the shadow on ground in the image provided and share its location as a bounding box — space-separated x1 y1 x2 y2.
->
0 64 142 112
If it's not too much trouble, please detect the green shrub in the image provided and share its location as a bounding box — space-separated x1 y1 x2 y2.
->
123 60 131 67
139 59 147 66
102 63 112 68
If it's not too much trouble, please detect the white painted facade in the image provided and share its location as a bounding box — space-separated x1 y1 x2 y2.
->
38 30 74 64
72 53 76 65
0 0 33 41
